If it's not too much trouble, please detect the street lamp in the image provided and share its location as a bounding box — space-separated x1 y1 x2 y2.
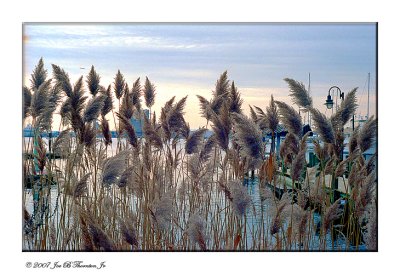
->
324 94 334 109
325 86 344 112
325 85 355 132
324 86 345 201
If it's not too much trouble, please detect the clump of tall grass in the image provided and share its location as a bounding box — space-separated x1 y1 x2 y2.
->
230 180 252 216
22 58 377 251
187 213 207 250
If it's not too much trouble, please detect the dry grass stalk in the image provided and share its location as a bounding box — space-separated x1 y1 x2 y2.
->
249 105 258 124
284 78 313 109
23 86 32 118
102 151 129 187
30 79 52 120
364 201 377 250
335 160 347 177
280 132 299 165
131 77 142 111
231 113 263 170
88 222 115 251
79 213 94 251
290 147 306 182
185 128 207 154
121 84 134 119
31 58 47 90
213 71 230 98
310 108 335 144
331 88 358 129
187 213 207 251
210 104 231 151
355 171 376 218
120 216 139 248
358 116 377 152
230 180 252 216
113 70 125 100
34 135 47 172
100 85 113 117
144 76 156 108
86 65 101 96
143 115 163 149
270 194 291 235
218 179 233 202
52 64 73 97
275 101 303 136
229 81 243 114
101 117 112 146
151 192 174 230
53 129 71 154
73 173 91 198
199 135 215 163
266 95 280 133
322 199 343 233
82 123 96 148
116 112 138 148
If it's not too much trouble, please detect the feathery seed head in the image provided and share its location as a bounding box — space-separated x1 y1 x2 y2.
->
144 77 156 108
310 108 335 144
187 213 207 251
275 101 303 136
83 94 106 123
185 128 207 155
114 70 125 100
284 78 313 109
86 65 101 96
230 180 252 216
31 57 48 90
358 116 377 152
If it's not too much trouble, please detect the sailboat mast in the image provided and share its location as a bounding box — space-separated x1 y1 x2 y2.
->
367 72 370 118
308 72 311 125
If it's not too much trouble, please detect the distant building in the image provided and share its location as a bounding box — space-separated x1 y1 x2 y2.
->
129 109 150 138
24 109 151 139
23 124 60 138
23 124 34 137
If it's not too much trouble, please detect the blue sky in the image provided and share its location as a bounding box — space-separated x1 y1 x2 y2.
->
23 23 376 129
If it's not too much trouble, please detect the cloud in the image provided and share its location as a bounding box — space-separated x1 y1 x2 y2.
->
25 24 205 51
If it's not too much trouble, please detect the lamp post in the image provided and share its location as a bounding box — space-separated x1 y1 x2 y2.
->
325 86 355 131
325 86 344 113
325 86 345 200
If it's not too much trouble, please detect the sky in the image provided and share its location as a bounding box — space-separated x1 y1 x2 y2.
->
23 23 377 130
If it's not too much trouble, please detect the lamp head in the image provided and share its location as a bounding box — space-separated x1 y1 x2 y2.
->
325 94 334 109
